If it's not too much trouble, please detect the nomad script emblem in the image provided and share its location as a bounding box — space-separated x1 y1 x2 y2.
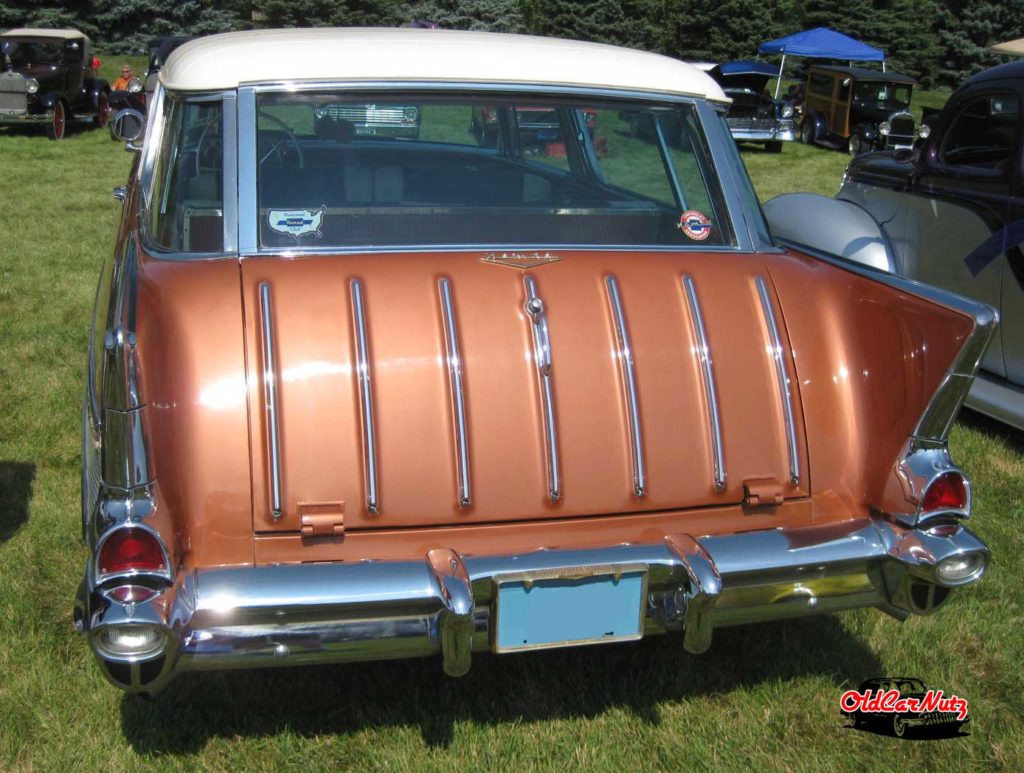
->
481 252 564 270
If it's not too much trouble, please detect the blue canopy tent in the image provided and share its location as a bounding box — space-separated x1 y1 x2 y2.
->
759 27 886 97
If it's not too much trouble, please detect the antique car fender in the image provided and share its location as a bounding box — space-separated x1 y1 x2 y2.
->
853 122 879 143
38 91 63 112
763 192 897 272
802 110 826 141
82 76 110 111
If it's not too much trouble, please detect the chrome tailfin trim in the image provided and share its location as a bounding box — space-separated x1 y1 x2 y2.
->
258 282 283 519
604 275 647 497
438 277 472 508
523 274 561 502
682 275 726 491
350 278 380 515
755 275 800 486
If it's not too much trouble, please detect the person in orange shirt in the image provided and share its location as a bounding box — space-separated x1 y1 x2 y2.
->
112 65 133 91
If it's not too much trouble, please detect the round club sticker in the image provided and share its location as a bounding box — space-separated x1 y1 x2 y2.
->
678 210 712 241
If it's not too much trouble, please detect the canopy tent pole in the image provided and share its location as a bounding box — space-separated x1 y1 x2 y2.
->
882 59 886 72
774 52 786 99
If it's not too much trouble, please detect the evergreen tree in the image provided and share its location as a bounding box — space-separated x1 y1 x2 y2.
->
405 0 526 32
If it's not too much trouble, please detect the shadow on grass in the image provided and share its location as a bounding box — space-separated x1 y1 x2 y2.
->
0 461 35 543
121 615 882 754
845 721 970 740
959 408 1024 455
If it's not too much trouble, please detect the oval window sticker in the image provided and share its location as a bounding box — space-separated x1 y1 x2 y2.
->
678 210 712 241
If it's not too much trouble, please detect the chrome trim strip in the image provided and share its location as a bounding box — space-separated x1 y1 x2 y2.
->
438 277 471 508
258 282 283 519
776 238 999 443
604 275 646 497
237 86 258 256
682 275 726 491
350 278 379 514
696 100 771 253
523 274 561 502
755 275 800 486
240 80 727 105
221 92 238 254
243 243 749 260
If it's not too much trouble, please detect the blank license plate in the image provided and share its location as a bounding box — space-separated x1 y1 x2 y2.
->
494 566 647 653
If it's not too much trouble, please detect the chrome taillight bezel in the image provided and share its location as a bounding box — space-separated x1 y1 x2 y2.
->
93 522 173 587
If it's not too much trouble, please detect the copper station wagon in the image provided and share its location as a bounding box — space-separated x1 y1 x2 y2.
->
76 28 995 694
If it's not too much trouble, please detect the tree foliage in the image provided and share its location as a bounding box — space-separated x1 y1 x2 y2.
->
0 0 1020 87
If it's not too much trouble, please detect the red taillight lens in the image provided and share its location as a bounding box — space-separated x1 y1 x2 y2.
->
922 472 968 513
98 528 167 577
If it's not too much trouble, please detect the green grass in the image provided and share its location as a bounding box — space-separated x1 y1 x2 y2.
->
2 91 1023 770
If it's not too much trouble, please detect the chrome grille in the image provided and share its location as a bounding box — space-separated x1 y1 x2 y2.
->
887 112 916 144
727 117 777 131
0 92 25 113
0 73 26 113
325 105 408 124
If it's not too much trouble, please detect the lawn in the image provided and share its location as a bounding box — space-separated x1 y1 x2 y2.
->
2 90 1023 770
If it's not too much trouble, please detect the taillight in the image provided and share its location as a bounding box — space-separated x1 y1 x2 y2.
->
98 528 167 577
921 472 968 513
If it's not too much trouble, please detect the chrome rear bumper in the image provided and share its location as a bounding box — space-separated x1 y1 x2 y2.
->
75 517 989 693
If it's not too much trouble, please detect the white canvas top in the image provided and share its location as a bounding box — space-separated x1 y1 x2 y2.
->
1 28 86 41
159 28 729 102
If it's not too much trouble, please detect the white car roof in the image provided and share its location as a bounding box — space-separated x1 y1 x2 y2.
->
0 28 86 41
159 28 728 103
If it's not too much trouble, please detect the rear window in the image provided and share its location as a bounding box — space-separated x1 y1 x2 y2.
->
254 92 735 250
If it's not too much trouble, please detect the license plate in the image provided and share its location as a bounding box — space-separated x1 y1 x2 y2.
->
494 565 647 653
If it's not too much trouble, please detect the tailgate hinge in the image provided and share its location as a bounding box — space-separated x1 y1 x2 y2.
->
742 477 784 507
299 502 345 537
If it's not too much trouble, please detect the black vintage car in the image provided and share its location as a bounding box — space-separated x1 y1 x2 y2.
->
709 60 796 152
842 678 968 737
801 65 918 155
838 59 1024 430
0 28 110 140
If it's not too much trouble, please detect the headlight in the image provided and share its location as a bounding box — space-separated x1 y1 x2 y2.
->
918 123 931 139
781 104 794 118
403 106 419 121
127 77 143 94
879 121 891 136
24 78 39 94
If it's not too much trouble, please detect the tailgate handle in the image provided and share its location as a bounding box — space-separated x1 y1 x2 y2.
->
299 502 345 537
743 477 784 507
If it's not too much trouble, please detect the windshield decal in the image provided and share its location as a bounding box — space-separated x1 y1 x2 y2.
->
268 206 326 240
678 210 713 241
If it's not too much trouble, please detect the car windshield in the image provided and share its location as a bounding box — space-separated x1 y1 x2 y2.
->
252 91 735 250
853 82 911 106
4 40 63 67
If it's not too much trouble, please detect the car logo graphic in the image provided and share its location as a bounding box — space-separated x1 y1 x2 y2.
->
481 252 564 269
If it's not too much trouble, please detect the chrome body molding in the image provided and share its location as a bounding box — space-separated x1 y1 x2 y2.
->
76 516 989 693
682 275 726 491
775 238 999 444
965 372 1024 432
258 282 283 519
350 278 380 514
754 275 800 485
604 275 646 497
523 274 561 502
438 278 472 507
